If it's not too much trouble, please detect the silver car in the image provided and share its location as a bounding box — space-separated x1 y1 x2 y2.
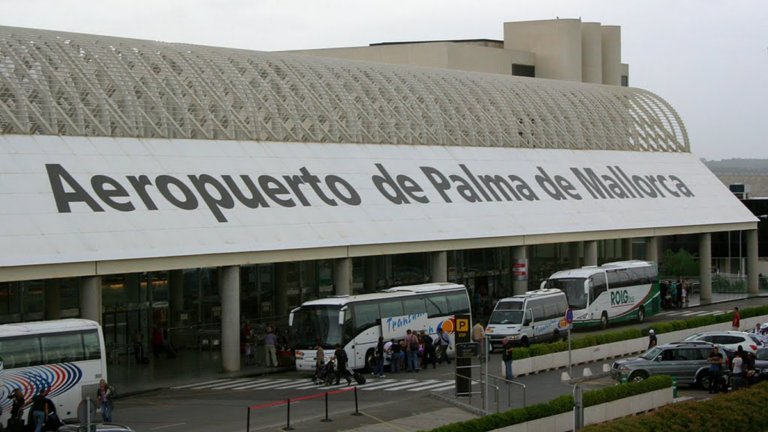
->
611 341 729 390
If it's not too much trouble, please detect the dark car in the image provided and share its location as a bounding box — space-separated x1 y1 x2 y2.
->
58 424 136 432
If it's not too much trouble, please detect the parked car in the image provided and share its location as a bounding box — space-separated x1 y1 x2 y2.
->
682 331 763 354
611 341 730 390
58 424 136 432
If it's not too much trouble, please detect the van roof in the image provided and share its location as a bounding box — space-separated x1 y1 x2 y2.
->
496 289 564 303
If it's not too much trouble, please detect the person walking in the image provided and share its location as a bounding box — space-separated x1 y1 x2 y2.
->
373 336 386 377
388 339 401 373
30 388 50 432
405 329 420 373
708 347 724 394
732 307 741 331
437 328 452 365
264 328 278 367
502 337 514 381
473 322 486 363
313 344 325 383
7 388 25 425
648 329 658 349
421 330 437 369
333 344 352 386
97 379 116 423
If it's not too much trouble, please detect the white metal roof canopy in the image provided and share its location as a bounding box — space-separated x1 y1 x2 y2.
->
0 26 687 152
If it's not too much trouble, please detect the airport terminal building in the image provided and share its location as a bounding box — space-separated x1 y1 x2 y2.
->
0 20 759 372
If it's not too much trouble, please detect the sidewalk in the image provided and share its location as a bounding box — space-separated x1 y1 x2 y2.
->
340 407 477 432
109 347 294 396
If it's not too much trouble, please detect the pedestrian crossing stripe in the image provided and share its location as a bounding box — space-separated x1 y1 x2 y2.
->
657 310 725 317
172 377 463 393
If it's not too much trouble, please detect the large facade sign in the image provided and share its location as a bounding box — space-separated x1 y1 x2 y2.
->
0 135 756 267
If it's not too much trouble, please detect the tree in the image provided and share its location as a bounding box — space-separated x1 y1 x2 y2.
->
662 249 699 277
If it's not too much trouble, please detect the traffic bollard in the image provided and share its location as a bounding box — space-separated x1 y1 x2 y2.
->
672 377 677 398
351 386 362 416
285 398 294 431
321 392 332 422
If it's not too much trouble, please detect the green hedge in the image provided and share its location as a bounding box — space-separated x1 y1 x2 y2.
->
512 304 768 361
426 376 672 432
582 381 768 432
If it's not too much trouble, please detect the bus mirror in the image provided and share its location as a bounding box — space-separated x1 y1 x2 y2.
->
338 310 345 326
288 313 294 327
540 280 546 290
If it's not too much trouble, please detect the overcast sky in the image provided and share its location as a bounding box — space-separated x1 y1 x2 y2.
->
1 0 765 160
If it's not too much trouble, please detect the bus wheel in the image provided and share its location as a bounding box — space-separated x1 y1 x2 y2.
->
600 312 609 330
638 306 646 323
364 349 375 373
521 336 529 348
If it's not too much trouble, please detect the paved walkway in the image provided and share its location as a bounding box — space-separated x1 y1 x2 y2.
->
110 347 293 395
340 407 477 432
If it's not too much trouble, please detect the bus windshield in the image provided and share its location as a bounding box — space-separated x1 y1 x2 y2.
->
292 305 343 349
545 278 587 310
489 310 524 325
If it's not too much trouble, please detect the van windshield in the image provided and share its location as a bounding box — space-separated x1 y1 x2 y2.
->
489 310 524 325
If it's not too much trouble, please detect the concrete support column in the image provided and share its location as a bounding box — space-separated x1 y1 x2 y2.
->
169 270 184 329
363 257 378 293
334 258 352 296
645 237 658 263
275 263 288 318
512 246 528 296
80 276 102 324
747 229 759 295
584 241 598 266
622 238 633 261
699 233 712 303
569 242 581 268
220 265 241 372
431 251 448 283
44 279 61 320
605 240 615 261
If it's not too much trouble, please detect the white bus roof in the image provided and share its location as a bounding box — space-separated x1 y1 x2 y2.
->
496 289 564 303
0 319 100 338
548 260 654 279
298 283 466 308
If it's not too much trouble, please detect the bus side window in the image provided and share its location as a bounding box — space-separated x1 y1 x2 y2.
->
403 298 425 316
83 331 102 360
590 273 607 305
42 332 86 364
447 292 470 314
557 297 568 316
379 300 404 319
425 294 449 318
353 303 380 337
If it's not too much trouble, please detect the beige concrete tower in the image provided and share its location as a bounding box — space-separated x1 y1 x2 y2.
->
601 26 622 85
504 19 583 82
581 22 603 84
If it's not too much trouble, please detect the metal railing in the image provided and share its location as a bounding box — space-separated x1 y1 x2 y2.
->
482 372 528 409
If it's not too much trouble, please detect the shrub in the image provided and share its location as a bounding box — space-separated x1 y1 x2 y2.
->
581 381 768 432
426 376 671 432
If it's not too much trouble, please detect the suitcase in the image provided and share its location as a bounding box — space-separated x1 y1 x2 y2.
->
7 418 24 432
353 371 366 385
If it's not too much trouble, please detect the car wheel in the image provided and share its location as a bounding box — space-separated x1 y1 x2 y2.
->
629 371 648 382
698 373 711 390
521 336 529 348
600 312 609 330
638 306 645 323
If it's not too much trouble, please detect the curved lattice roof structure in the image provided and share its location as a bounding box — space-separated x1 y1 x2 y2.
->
0 26 689 152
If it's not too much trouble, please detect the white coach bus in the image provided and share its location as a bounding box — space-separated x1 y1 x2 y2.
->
542 261 661 329
290 283 470 371
0 319 107 424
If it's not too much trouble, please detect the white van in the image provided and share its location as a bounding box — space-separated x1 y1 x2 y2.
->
485 289 570 349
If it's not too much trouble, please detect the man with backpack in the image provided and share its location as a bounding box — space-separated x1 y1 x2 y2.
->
405 329 420 373
97 379 116 423
420 330 437 369
333 344 352 386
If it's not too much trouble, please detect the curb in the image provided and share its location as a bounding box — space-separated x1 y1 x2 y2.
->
429 392 489 417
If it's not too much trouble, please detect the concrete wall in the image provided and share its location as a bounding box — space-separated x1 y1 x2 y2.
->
581 23 603 84
601 26 622 86
504 19 583 82
284 43 451 69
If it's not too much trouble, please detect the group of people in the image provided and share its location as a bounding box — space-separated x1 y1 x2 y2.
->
374 328 454 376
660 277 690 309
241 321 290 368
706 344 759 393
1 380 115 432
